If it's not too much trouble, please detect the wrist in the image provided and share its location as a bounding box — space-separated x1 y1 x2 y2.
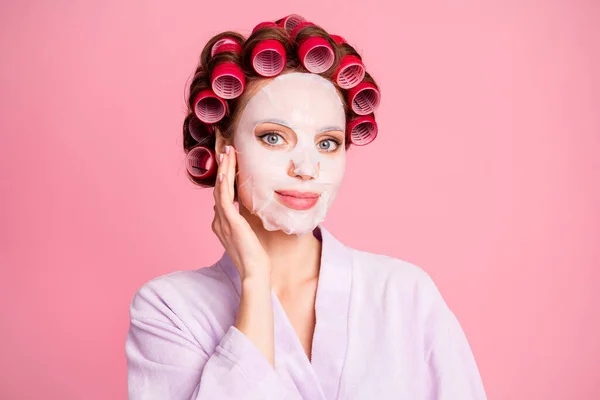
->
240 260 272 282
241 274 271 290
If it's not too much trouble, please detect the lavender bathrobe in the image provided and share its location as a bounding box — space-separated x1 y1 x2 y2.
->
125 226 487 399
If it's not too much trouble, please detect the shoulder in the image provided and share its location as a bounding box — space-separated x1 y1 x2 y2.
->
350 247 441 295
128 261 236 323
347 247 447 315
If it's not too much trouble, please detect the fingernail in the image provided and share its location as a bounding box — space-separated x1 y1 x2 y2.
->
219 153 223 163
218 173 223 182
225 145 230 155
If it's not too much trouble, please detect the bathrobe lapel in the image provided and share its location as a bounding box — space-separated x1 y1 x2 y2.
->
308 225 353 399
218 225 353 400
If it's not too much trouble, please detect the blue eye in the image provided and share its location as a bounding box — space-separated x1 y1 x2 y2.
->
318 139 340 152
259 132 284 146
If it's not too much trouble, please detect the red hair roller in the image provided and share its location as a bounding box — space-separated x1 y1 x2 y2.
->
291 22 335 73
252 21 278 33
330 34 346 45
186 146 217 179
193 89 227 123
210 37 242 57
211 61 245 99
347 115 378 146
252 22 286 76
252 39 286 77
297 36 335 74
290 21 316 41
188 115 214 143
347 81 381 115
330 34 365 88
335 55 365 89
278 14 306 34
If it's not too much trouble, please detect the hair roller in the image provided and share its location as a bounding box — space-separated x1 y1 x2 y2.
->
210 37 243 57
330 33 365 88
347 81 381 115
188 115 214 143
211 61 246 99
334 55 365 89
185 146 217 179
290 22 316 41
277 14 306 34
207 36 246 99
347 115 378 146
330 34 346 45
292 22 335 74
251 39 287 77
252 21 278 33
193 89 227 123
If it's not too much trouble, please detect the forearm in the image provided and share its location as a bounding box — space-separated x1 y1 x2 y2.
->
127 279 302 399
235 275 275 366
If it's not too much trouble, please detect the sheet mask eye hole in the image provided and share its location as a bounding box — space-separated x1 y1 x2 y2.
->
260 132 284 146
318 139 339 151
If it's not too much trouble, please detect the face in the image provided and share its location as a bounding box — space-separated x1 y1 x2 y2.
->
233 72 347 236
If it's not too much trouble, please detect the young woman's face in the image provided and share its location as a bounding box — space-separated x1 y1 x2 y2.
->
233 72 347 236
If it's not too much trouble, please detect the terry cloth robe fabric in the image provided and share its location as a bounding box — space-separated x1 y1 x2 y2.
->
125 225 487 399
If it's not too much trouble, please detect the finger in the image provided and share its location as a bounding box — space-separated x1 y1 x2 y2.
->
226 145 237 201
218 172 238 221
213 147 226 205
221 145 233 203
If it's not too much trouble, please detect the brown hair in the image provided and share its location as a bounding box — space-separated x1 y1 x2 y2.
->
183 22 380 188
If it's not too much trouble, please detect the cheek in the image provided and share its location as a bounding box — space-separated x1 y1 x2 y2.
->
236 175 254 210
235 152 279 203
235 167 261 213
236 144 288 179
321 155 347 184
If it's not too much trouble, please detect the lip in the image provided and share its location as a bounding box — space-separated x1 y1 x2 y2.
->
274 190 320 210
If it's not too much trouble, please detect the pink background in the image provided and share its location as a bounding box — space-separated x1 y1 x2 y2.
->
1 0 598 399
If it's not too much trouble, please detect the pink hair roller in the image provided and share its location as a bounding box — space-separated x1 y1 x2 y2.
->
252 21 278 33
291 22 335 73
252 39 286 77
347 115 378 146
334 55 365 89
290 21 316 41
193 89 227 124
297 36 335 74
209 37 245 99
278 14 306 34
330 34 365 89
210 37 242 57
330 34 347 45
188 116 214 143
186 146 217 179
211 61 245 99
347 81 381 115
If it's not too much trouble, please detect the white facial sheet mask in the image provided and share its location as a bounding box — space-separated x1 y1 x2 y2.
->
233 72 347 236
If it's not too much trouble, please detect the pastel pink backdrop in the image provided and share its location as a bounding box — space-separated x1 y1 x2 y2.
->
1 0 598 399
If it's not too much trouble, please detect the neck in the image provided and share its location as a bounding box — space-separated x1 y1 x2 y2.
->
239 204 322 293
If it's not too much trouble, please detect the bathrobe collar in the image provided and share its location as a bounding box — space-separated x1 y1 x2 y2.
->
218 225 352 399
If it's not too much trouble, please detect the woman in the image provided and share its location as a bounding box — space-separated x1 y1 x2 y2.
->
125 14 487 399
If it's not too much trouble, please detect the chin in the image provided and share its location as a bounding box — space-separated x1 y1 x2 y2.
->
258 209 324 236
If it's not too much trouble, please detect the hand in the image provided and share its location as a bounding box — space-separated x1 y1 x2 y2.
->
212 145 271 281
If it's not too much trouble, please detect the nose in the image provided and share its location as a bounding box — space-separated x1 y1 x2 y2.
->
288 156 320 180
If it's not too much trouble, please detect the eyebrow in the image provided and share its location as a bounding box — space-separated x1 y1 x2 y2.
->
256 119 344 134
